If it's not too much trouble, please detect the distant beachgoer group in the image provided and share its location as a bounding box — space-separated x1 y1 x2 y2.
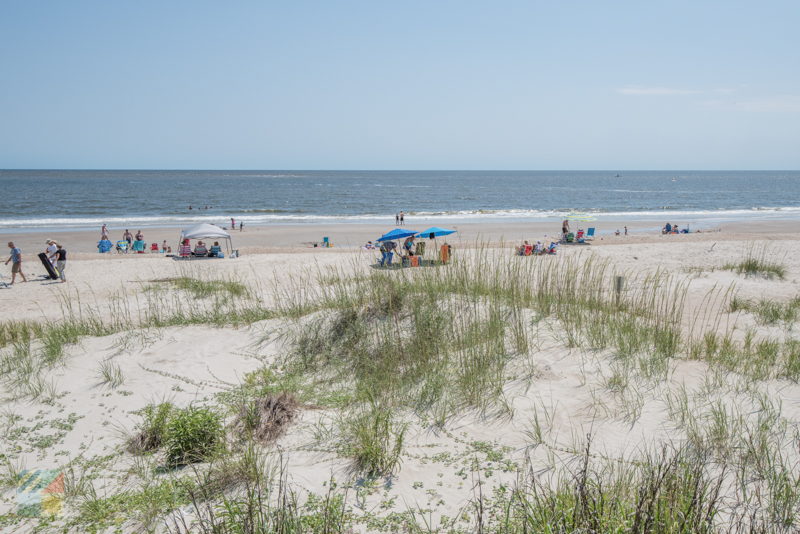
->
663 222 689 234
179 238 223 258
395 212 405 225
516 240 558 256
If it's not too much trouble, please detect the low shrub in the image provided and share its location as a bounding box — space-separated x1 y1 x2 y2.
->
165 407 224 466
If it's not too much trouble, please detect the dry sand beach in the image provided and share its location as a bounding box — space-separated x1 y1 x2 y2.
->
1 223 799 532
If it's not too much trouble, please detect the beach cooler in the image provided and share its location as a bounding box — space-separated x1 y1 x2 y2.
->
410 256 420 267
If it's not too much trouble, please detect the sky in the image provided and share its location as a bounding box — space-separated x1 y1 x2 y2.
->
0 1 798 170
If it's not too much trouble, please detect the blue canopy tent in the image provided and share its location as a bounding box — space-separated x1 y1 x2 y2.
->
416 227 456 239
377 228 418 242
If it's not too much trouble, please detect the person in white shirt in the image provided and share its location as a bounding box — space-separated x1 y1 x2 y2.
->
45 240 58 265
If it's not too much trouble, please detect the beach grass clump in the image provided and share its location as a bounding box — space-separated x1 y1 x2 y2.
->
233 392 299 445
75 477 196 531
723 245 786 280
152 276 250 299
689 331 800 382
165 406 225 466
169 458 351 534
730 295 800 325
128 402 176 454
97 359 124 388
338 401 406 477
484 446 721 534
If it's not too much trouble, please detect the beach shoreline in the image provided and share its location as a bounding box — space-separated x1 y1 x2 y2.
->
2 217 799 257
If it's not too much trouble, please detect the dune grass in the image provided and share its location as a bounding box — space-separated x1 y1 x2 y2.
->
723 245 787 280
730 295 800 326
97 359 124 388
150 276 250 299
3 245 800 531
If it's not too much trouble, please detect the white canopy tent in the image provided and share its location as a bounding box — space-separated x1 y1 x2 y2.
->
179 223 235 256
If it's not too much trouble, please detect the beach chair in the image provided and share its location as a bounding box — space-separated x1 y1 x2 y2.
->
523 244 533 256
565 232 575 243
415 241 426 256
150 243 160 253
132 240 146 253
586 227 595 240
116 241 128 254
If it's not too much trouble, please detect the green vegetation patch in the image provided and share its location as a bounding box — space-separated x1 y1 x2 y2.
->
730 295 800 325
723 246 787 280
152 277 250 298
128 403 224 466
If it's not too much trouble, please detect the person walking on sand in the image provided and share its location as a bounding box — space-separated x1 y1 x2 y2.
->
624 226 628 236
395 213 400 225
399 211 405 226
50 243 67 283
231 217 235 230
5 242 27 284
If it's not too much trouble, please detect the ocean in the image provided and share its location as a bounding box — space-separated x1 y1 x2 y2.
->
1 170 799 232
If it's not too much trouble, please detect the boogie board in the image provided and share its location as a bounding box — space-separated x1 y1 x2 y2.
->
38 252 60 280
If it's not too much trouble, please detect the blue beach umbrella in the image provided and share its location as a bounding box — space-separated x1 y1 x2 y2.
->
377 228 418 242
416 227 456 238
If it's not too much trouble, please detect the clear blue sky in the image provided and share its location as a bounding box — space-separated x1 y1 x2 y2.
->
1 1 798 169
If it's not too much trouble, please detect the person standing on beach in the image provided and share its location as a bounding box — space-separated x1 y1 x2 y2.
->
395 213 399 225
400 211 405 226
231 217 235 230
239 221 244 232
5 242 27 284
624 226 628 236
51 244 67 283
45 240 58 265
123 229 133 246
101 224 108 239
562 219 570 237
